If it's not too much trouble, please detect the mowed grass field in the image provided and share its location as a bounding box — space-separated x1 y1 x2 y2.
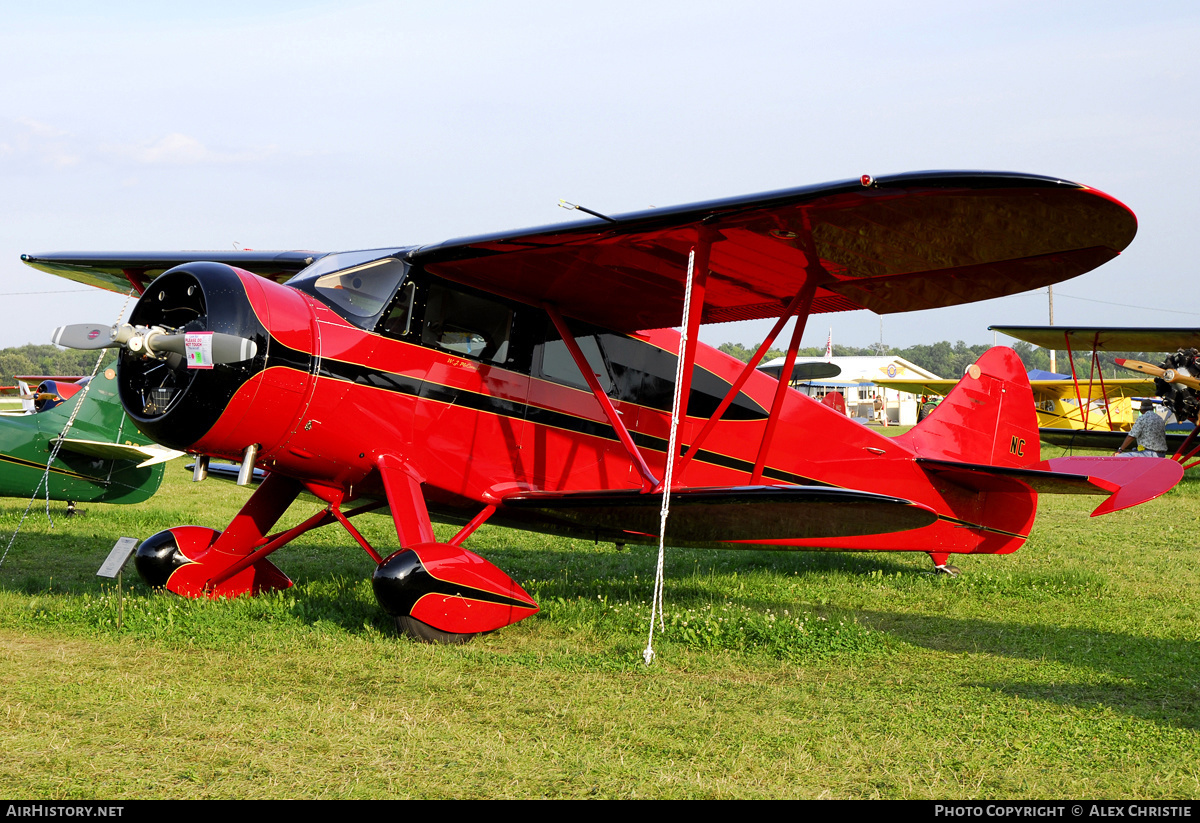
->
0 439 1196 799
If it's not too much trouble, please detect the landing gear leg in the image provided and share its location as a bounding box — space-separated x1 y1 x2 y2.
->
135 473 302 597
371 457 538 642
928 551 960 577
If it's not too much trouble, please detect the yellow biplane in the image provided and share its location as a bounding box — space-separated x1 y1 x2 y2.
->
874 371 1151 432
987 326 1200 468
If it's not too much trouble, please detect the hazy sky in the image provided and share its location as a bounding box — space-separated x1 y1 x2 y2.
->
2 1 1196 352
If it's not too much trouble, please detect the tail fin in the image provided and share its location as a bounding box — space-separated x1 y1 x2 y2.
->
17 380 34 413
820 391 847 416
897 347 1183 516
893 347 1039 467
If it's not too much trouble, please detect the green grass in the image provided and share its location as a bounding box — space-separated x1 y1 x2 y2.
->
0 460 1197 798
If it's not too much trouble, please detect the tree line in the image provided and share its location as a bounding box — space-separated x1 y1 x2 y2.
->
0 344 109 388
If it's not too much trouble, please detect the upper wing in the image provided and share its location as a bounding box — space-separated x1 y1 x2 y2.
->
992 326 1200 352
21 250 322 294
760 362 842 381
413 171 1136 332
24 172 1136 332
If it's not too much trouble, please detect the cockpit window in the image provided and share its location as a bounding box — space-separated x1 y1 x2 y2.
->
313 259 406 318
422 284 513 365
291 248 406 281
289 251 409 328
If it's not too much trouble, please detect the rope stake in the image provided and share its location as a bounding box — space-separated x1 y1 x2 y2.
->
644 248 697 665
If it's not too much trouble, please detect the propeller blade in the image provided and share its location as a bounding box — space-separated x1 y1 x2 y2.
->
1115 358 1200 390
147 332 258 364
1115 358 1165 378
53 323 256 364
52 324 120 350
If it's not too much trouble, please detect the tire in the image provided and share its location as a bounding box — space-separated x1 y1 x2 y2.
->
395 615 479 645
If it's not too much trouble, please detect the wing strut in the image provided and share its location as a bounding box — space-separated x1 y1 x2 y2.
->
1091 335 1116 431
543 303 660 491
1062 331 1087 425
121 269 145 296
1172 426 1200 469
1061 329 1119 431
673 285 814 477
675 216 829 482
752 277 818 483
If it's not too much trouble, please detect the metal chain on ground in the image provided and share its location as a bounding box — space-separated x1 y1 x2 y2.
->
0 289 136 569
643 248 696 666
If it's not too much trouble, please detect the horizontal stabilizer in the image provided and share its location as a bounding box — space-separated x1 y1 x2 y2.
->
53 438 186 468
918 455 1182 516
503 485 938 546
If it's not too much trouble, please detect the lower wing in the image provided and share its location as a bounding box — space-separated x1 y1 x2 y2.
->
502 485 938 547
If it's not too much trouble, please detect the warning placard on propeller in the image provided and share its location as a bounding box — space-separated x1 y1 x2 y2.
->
185 332 214 369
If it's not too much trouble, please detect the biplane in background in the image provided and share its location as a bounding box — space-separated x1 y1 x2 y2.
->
1 374 99 416
990 326 1200 470
758 361 842 382
27 171 1184 643
0 369 182 509
872 371 1155 432
756 360 850 415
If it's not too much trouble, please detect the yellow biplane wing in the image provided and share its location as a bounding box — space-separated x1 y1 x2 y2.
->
874 376 1153 402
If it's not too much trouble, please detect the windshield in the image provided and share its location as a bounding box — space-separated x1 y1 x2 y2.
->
288 250 409 327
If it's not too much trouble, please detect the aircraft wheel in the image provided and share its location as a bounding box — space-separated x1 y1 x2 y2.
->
394 615 479 645
135 526 219 588
934 564 961 577
373 543 539 640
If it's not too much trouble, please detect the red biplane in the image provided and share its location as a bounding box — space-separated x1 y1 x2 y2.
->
26 171 1183 642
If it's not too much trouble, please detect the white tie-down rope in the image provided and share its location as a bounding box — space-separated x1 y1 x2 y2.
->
644 248 696 666
0 289 136 569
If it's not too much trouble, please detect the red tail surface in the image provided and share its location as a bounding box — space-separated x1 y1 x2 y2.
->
895 347 1181 519
820 391 847 416
894 347 1039 467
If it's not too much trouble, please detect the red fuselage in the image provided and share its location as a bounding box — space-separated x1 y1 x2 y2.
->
130 265 1034 557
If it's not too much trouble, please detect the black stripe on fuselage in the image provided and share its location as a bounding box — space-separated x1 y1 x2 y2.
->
309 355 821 486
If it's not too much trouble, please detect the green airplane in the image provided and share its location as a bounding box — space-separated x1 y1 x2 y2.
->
0 365 181 507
